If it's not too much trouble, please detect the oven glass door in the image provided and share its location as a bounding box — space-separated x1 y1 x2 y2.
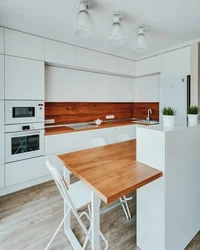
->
12 107 35 119
5 130 44 163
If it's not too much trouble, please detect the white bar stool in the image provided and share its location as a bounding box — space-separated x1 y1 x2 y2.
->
45 160 108 250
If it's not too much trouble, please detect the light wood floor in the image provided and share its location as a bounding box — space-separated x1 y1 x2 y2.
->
0 176 200 250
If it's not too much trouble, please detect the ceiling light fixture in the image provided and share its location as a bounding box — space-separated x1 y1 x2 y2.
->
133 25 148 53
108 11 126 46
74 0 94 38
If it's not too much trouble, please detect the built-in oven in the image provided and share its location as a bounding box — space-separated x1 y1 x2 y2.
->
5 123 44 163
5 100 44 125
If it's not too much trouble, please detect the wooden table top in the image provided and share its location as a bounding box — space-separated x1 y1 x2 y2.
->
58 140 163 204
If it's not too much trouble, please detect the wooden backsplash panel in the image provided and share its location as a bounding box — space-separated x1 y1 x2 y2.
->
133 102 159 120
45 102 134 125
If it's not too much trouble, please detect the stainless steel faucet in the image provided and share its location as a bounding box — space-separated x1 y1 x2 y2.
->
146 109 152 122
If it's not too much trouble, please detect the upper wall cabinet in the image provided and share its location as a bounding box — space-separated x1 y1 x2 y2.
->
5 56 44 100
45 39 75 66
0 27 4 54
133 75 160 102
0 55 4 99
75 47 115 73
136 55 161 76
160 47 190 78
5 29 44 60
74 47 135 76
115 57 136 76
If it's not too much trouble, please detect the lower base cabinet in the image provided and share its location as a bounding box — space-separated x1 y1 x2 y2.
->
0 164 4 188
5 156 45 186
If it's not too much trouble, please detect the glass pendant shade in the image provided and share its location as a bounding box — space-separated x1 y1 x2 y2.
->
74 2 93 38
108 12 125 46
133 25 148 53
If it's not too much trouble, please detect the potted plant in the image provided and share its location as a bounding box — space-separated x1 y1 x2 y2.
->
187 106 199 126
161 106 177 128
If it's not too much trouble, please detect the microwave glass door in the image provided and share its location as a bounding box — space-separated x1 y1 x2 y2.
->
12 107 35 118
11 134 39 155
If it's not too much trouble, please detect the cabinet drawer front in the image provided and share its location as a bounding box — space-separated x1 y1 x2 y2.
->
5 157 45 186
5 56 44 100
0 164 4 188
5 29 44 60
0 101 4 165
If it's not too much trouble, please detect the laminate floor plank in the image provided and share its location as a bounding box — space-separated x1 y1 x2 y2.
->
0 177 199 250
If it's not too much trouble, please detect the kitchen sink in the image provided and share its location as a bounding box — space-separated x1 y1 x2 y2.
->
132 119 159 125
67 123 96 130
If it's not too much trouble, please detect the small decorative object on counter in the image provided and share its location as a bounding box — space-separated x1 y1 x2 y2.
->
187 106 199 126
162 106 177 128
94 118 102 126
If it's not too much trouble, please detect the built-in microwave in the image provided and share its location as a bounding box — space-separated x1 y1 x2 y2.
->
5 100 44 125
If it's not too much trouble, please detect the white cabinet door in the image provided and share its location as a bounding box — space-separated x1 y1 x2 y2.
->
45 132 82 155
5 29 45 60
45 66 70 101
0 165 4 188
115 57 136 76
75 47 116 73
134 75 160 102
5 156 45 186
161 47 190 78
0 27 4 54
136 55 161 76
0 101 4 165
0 55 4 99
5 56 44 100
45 39 75 66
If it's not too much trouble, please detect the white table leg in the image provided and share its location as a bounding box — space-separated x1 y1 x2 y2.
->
91 191 100 250
63 167 71 233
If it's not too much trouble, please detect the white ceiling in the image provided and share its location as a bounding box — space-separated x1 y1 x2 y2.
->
0 0 200 60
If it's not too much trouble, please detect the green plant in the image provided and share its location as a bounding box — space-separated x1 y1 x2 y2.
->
161 106 177 116
187 105 199 115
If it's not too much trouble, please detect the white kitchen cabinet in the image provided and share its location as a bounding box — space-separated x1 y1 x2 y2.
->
133 75 160 102
5 156 45 186
114 56 136 76
118 125 136 139
45 66 70 101
0 55 4 99
75 47 116 74
0 165 4 188
45 39 75 66
136 55 161 76
5 56 44 100
160 47 190 78
0 27 4 54
5 29 45 60
0 101 4 165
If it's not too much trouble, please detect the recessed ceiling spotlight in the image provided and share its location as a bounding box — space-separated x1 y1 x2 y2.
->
108 11 126 46
74 0 94 38
133 25 148 53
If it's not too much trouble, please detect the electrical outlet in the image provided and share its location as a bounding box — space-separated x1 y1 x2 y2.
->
106 115 114 119
45 119 55 124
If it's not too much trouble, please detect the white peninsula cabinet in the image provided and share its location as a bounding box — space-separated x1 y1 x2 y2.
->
160 47 190 78
5 56 44 100
5 29 45 60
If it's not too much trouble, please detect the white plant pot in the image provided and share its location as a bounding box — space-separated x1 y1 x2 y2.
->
163 115 175 128
188 114 198 126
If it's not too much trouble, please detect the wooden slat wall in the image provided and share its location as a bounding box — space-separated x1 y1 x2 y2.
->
45 102 134 125
133 102 159 120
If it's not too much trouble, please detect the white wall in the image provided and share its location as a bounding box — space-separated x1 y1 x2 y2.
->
45 66 134 102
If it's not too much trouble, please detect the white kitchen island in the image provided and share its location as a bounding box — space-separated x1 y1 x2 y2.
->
136 124 200 250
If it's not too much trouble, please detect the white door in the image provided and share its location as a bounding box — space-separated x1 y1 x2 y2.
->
5 56 44 100
0 100 4 165
160 76 188 127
